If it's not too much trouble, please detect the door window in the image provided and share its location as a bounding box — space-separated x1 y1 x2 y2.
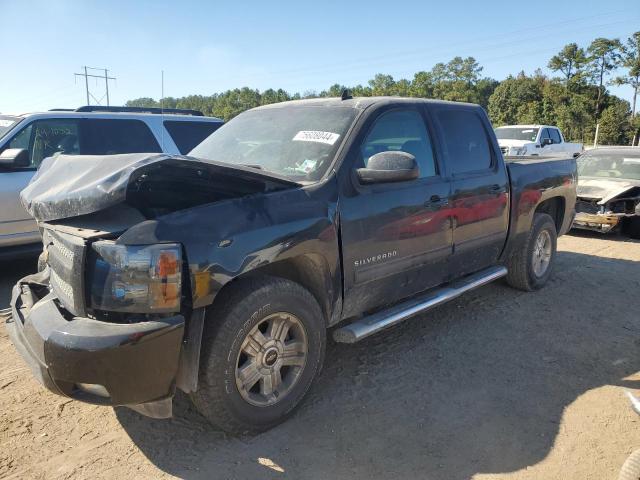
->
540 128 552 145
361 110 436 178
81 119 161 155
8 119 80 168
165 120 223 154
436 109 492 174
549 128 562 144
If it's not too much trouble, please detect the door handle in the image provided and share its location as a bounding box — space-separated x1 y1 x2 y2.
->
426 195 449 207
490 184 503 193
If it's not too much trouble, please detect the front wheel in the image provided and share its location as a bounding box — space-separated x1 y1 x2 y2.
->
191 277 325 435
623 217 640 240
506 213 557 291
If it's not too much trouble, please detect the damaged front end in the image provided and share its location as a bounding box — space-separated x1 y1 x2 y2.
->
6 153 298 416
573 181 640 234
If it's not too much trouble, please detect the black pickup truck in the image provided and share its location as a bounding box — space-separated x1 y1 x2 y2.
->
6 97 577 434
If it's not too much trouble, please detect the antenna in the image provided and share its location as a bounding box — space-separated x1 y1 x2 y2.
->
161 70 165 151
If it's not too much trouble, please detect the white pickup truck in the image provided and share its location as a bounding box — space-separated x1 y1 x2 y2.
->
495 125 583 158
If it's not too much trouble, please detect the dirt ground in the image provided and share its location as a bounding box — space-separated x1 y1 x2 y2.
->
1 231 640 480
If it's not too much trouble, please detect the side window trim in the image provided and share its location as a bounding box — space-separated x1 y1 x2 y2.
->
433 107 496 178
359 106 439 180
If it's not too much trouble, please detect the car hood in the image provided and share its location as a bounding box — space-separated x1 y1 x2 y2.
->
577 176 640 203
20 153 299 222
497 139 534 148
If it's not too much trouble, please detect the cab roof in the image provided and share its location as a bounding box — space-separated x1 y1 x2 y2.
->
251 96 481 111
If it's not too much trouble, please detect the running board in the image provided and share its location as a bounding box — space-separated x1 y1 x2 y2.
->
333 266 507 344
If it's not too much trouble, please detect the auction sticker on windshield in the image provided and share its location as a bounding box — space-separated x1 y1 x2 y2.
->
293 131 340 145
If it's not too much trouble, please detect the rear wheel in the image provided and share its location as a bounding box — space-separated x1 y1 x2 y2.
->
191 276 325 435
506 213 557 291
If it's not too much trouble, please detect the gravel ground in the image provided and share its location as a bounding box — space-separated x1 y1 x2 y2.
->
1 231 639 480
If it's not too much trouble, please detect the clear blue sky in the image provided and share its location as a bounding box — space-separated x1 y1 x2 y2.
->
1 0 639 114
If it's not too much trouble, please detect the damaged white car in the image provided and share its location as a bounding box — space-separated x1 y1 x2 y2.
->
574 147 640 238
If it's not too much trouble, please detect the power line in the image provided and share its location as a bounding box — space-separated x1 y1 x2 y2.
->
74 66 116 106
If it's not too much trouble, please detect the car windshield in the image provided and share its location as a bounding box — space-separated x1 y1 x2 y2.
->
578 151 640 180
189 105 358 182
0 116 21 140
495 127 539 142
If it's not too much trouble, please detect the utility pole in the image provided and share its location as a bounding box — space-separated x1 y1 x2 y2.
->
74 66 116 106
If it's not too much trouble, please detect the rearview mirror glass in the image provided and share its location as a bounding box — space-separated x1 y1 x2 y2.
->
356 151 419 184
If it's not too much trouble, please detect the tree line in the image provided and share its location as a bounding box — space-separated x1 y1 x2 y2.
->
128 32 640 145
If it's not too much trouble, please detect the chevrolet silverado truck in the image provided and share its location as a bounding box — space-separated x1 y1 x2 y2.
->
495 124 583 158
5 97 577 434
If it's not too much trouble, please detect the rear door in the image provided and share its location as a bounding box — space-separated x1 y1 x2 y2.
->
431 105 509 276
79 119 162 154
339 105 453 318
0 118 80 246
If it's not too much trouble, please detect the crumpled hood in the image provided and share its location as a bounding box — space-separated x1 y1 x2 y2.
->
497 139 534 148
21 153 298 222
577 176 640 203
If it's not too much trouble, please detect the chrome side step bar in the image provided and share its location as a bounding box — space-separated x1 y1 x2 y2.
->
333 265 507 343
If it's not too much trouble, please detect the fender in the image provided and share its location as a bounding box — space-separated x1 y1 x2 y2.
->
116 178 342 322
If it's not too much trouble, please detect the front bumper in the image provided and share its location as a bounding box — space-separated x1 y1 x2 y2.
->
573 212 623 233
5 271 185 413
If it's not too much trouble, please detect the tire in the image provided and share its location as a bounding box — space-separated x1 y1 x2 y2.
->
191 276 326 435
618 449 640 480
506 213 557 291
625 218 640 240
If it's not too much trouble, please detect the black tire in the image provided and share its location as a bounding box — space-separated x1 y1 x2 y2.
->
506 213 557 291
191 276 326 435
625 218 640 240
619 449 640 480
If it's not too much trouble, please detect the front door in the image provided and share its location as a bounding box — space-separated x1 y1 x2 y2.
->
339 106 453 318
0 118 80 245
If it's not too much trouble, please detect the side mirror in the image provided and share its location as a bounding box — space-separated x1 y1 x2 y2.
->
356 151 419 185
0 148 30 168
541 138 553 147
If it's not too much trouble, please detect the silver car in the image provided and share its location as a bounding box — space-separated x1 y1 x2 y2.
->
0 106 223 256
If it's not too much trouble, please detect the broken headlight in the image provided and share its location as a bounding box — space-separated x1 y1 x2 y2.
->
89 241 182 313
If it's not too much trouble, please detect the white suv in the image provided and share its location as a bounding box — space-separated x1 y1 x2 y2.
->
0 106 223 255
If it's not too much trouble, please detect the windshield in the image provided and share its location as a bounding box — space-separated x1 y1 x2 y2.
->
495 127 539 142
0 116 21 140
189 106 358 181
578 151 640 180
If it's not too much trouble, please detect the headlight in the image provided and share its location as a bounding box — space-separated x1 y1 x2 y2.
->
514 147 527 156
89 241 182 313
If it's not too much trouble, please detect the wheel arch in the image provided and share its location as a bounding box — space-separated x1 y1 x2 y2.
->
534 196 565 233
210 253 338 327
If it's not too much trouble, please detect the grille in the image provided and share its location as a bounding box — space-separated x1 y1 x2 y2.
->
575 198 600 215
43 228 87 316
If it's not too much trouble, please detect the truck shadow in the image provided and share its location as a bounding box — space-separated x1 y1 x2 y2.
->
116 249 640 480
